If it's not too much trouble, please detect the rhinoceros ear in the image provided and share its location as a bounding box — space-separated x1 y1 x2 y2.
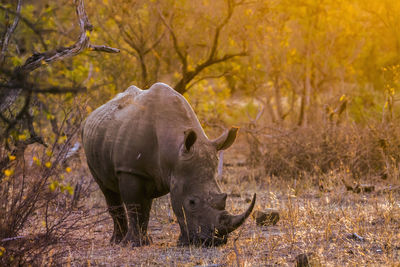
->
183 129 197 152
212 127 238 151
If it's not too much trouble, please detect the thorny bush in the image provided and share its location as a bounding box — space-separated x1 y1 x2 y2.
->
259 123 400 181
0 102 92 266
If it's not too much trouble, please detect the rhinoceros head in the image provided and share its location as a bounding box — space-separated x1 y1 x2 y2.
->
170 127 256 246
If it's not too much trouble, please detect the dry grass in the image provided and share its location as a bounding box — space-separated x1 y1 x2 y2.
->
40 146 400 266
2 123 400 266
257 124 400 180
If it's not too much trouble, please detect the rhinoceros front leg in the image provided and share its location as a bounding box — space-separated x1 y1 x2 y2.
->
118 172 153 247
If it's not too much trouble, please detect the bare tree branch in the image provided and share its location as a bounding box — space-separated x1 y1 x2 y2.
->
0 0 22 64
16 0 119 75
0 0 119 155
119 15 165 87
0 83 86 94
0 0 119 113
186 71 231 90
143 30 166 55
158 10 187 68
0 2 50 50
174 51 246 94
159 0 247 94
89 44 120 53
208 0 234 61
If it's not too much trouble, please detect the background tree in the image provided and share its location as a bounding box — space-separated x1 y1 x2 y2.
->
0 1 118 264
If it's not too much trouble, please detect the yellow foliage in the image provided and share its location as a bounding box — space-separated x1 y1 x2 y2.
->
0 246 5 256
58 135 67 144
49 179 74 195
46 114 55 120
66 167 72 173
67 186 74 195
45 162 52 168
33 156 41 166
187 64 195 72
4 169 14 177
49 181 58 191
184 80 232 127
8 155 16 161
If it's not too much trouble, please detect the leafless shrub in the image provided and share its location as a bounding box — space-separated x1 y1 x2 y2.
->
253 123 400 181
0 105 87 265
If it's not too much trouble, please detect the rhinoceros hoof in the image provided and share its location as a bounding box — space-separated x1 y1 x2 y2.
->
121 234 152 247
252 209 280 226
110 233 124 244
295 252 315 267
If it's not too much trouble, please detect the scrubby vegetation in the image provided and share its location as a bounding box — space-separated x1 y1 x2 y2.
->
1 0 400 265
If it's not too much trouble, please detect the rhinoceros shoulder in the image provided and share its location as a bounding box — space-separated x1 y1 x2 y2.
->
82 85 143 138
144 82 204 133
146 83 181 98
110 85 142 109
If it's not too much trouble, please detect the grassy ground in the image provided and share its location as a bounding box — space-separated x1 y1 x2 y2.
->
55 145 400 266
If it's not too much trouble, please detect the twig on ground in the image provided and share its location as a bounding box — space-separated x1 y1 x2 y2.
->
232 231 242 267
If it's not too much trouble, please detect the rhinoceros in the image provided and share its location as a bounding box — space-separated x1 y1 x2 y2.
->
82 83 256 247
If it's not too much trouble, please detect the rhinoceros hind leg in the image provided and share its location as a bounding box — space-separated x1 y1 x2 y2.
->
96 184 127 244
118 172 153 247
88 165 127 244
105 190 128 244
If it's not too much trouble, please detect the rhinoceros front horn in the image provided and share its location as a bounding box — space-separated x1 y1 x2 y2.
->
216 193 256 235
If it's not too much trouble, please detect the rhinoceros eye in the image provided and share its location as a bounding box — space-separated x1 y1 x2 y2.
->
186 197 199 210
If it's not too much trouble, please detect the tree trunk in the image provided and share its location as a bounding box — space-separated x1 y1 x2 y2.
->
273 76 284 122
298 43 312 127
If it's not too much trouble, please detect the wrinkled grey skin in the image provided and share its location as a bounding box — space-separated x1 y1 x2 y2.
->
82 83 256 247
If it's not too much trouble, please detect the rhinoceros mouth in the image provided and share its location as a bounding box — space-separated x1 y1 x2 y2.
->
201 234 228 247
178 194 256 247
178 232 228 247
